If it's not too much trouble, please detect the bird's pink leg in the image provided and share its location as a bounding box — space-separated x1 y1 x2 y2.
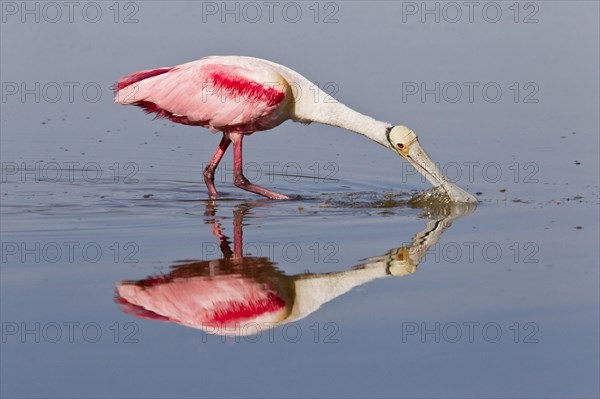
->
203 135 232 199
230 132 290 200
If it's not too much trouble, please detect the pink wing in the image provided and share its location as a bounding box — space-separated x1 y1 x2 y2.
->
114 59 289 133
116 275 289 330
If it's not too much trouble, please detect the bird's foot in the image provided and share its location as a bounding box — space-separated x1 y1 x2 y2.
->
265 192 291 200
234 174 290 200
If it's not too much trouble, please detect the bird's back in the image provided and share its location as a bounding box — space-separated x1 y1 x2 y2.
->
114 56 293 133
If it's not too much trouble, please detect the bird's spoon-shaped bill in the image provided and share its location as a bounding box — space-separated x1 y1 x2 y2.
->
388 126 477 203
406 139 478 203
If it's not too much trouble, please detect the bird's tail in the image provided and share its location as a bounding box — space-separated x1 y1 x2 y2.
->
113 67 173 104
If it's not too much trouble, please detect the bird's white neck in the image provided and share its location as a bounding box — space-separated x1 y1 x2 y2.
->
262 59 392 146
298 99 393 148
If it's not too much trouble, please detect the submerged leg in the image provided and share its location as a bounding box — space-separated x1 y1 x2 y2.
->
230 132 290 200
203 134 232 199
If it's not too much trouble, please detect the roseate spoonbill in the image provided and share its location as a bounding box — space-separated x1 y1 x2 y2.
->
116 201 475 335
114 56 476 202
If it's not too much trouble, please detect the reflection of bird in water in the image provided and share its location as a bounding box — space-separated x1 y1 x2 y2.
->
114 56 476 202
117 257 293 329
116 202 475 336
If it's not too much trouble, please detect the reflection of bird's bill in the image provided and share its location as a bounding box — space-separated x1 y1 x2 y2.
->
405 140 477 203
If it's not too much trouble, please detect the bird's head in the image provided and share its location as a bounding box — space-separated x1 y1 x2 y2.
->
386 125 477 203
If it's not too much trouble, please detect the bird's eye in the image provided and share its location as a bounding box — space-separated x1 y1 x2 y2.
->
397 143 404 149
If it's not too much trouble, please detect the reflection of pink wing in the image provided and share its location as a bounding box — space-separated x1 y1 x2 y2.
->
116 275 289 330
114 58 289 133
